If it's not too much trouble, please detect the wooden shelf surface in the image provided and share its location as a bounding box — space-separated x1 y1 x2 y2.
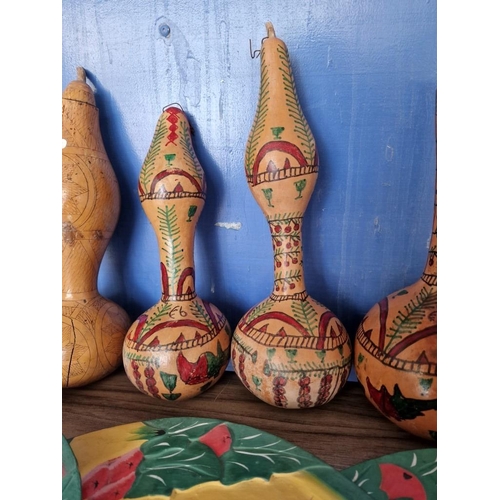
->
62 368 434 471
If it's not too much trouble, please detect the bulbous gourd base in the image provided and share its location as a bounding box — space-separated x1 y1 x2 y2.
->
62 294 131 388
232 295 352 409
123 297 232 401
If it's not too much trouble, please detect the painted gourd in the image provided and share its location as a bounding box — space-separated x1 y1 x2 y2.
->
62 67 131 388
231 23 352 409
354 189 437 440
122 105 232 401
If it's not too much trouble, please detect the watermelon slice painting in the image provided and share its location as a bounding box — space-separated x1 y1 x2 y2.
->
69 417 369 500
341 448 437 500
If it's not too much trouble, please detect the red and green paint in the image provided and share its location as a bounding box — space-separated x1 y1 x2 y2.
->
384 287 437 354
81 448 143 500
341 448 436 500
366 377 437 426
268 214 305 292
75 417 373 499
139 107 205 198
127 300 225 349
245 41 317 180
62 436 81 500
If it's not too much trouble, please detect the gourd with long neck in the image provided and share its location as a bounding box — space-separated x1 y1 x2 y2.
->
122 106 231 401
62 67 130 388
231 23 352 409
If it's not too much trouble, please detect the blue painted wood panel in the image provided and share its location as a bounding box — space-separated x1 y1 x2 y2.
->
62 0 436 360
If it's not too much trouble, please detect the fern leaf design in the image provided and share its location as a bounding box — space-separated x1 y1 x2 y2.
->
245 51 271 174
157 205 183 286
234 335 257 356
123 352 161 368
275 270 302 284
139 303 174 339
179 121 204 184
385 287 437 352
277 46 315 164
140 118 168 192
267 212 303 223
291 300 318 336
266 359 344 379
246 298 275 322
189 301 214 329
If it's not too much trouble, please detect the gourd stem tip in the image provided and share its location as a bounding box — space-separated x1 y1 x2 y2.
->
265 22 276 38
76 67 86 82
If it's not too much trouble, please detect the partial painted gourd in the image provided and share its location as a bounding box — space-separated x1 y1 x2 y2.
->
354 188 437 440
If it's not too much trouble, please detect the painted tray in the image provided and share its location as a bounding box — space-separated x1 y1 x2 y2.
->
68 417 370 500
63 434 82 500
341 448 437 499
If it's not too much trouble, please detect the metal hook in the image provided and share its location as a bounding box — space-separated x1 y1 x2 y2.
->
249 39 260 59
163 102 185 112
249 37 268 59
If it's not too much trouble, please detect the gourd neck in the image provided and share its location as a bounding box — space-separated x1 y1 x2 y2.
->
268 215 307 297
421 191 437 287
154 212 198 302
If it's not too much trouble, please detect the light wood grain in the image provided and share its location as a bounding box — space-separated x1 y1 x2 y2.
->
62 368 434 471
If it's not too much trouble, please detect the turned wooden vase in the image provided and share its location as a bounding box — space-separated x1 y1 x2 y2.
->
62 68 131 388
231 23 352 409
354 191 437 440
122 105 232 401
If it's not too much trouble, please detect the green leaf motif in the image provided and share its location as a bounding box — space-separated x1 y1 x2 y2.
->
160 372 177 392
187 204 197 222
277 45 315 164
205 341 229 379
62 436 81 500
315 350 326 363
179 121 204 182
162 393 181 401
419 378 434 393
140 117 168 192
245 59 270 174
291 299 318 336
252 375 262 389
158 205 183 286
386 287 437 352
246 298 274 323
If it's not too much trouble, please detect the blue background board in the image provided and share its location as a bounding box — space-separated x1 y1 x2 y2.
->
62 0 437 376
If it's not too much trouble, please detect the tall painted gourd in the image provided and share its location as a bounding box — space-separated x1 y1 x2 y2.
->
354 187 437 440
122 105 232 401
231 23 352 409
62 67 131 388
